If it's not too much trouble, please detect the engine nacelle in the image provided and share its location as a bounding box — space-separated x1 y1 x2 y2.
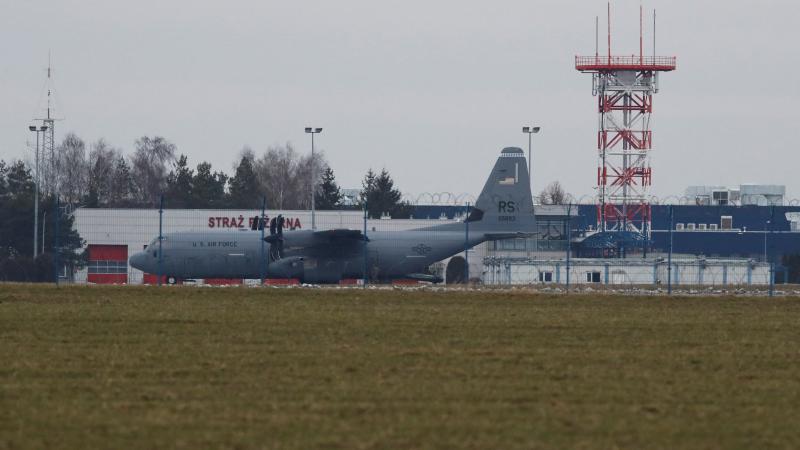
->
269 256 305 279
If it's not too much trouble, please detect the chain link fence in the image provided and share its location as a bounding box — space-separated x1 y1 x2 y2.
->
62 196 799 296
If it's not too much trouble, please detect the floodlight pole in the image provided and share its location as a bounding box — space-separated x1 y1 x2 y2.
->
522 126 541 195
54 196 60 286
29 125 47 257
305 127 323 230
33 128 39 257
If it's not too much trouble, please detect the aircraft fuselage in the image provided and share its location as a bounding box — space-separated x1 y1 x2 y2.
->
130 229 485 283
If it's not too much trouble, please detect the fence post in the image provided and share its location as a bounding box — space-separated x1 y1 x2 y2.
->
667 205 673 295
54 196 60 287
260 196 266 285
722 264 728 286
769 262 775 297
464 202 470 286
566 202 572 292
653 262 658 286
363 203 368 288
769 205 775 296
643 214 648 258
158 194 163 286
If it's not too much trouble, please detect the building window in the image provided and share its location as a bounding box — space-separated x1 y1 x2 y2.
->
676 223 684 231
87 260 127 274
538 271 553 283
699 224 707 230
586 271 601 283
713 191 729 205
687 223 696 231
709 224 718 230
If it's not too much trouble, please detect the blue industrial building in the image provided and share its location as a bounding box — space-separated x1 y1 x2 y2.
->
411 203 800 265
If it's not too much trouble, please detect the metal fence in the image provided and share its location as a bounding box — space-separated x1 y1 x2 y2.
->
61 197 797 295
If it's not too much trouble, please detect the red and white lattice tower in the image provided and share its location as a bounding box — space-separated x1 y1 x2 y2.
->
575 5 675 240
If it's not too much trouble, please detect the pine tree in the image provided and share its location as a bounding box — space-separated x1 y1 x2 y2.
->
0 161 8 201
192 161 228 208
164 154 194 208
0 161 35 258
110 156 137 207
315 166 342 210
360 168 410 218
228 152 260 209
359 169 377 214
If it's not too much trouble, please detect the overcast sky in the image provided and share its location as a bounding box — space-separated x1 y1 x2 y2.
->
2 0 799 202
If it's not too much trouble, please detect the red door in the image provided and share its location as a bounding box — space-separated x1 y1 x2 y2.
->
87 245 128 284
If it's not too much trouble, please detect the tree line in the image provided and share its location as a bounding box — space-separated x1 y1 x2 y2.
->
0 160 83 281
0 132 413 281
48 132 409 218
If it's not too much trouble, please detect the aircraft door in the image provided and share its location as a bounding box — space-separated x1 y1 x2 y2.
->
368 250 381 281
183 256 199 278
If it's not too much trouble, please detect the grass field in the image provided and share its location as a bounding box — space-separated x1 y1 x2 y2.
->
1 284 800 449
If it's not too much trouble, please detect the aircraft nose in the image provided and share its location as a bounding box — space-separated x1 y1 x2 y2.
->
129 251 147 271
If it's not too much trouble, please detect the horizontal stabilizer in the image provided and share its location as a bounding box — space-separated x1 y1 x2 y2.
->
484 232 537 241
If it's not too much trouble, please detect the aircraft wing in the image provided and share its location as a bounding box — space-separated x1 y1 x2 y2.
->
263 228 367 244
312 229 368 242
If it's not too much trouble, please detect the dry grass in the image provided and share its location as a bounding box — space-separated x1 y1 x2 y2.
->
1 284 800 449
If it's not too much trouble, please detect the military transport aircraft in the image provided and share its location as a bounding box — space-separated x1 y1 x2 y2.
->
129 147 536 283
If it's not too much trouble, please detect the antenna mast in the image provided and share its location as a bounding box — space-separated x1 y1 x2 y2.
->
639 3 644 62
653 9 656 57
607 2 611 59
595 16 599 57
34 52 62 196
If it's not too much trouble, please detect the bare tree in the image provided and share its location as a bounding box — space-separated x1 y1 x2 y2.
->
253 142 327 210
294 151 327 210
131 136 176 206
538 181 567 205
255 143 297 210
55 133 89 205
86 139 121 206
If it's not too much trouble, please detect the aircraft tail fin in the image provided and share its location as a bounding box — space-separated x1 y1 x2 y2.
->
467 147 536 235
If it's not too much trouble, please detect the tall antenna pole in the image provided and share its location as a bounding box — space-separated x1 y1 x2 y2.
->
639 3 643 62
607 2 611 59
653 9 657 57
595 16 599 58
47 51 51 120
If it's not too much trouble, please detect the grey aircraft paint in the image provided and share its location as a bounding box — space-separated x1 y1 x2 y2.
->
129 147 536 283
